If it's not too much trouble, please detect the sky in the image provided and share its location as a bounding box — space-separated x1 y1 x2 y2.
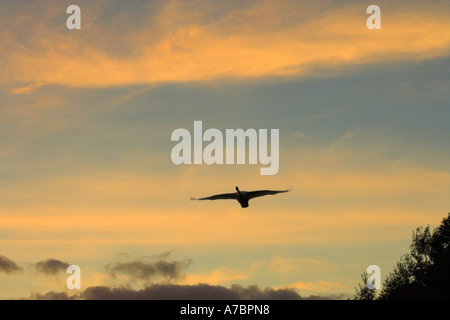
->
0 0 449 299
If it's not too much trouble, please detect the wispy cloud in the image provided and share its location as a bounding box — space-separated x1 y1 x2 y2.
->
9 83 45 95
286 280 348 293
105 257 192 282
35 259 70 275
2 0 449 88
0 255 23 274
181 267 248 286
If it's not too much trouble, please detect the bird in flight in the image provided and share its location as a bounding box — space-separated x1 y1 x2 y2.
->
191 186 290 208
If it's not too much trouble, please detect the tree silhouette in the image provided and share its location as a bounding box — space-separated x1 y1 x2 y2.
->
354 213 450 300
353 272 376 300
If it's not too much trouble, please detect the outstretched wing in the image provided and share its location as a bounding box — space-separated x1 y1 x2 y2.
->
246 189 289 200
191 193 237 201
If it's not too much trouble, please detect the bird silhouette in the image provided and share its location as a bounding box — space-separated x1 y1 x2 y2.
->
191 186 290 208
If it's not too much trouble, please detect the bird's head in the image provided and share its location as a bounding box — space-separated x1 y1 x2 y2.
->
235 186 240 192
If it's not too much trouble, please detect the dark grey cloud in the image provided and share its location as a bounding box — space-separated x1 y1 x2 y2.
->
0 255 23 274
20 254 348 300
82 284 243 300
35 259 70 275
106 258 192 282
148 250 176 260
28 291 78 300
27 283 310 300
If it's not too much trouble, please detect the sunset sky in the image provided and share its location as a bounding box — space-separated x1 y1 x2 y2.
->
0 0 449 299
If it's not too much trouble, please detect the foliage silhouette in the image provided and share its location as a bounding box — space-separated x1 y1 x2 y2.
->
353 272 376 300
354 213 450 300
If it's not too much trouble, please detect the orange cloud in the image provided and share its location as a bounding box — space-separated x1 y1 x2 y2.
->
1 1 449 89
9 83 44 95
285 280 348 293
269 258 326 274
181 267 248 286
